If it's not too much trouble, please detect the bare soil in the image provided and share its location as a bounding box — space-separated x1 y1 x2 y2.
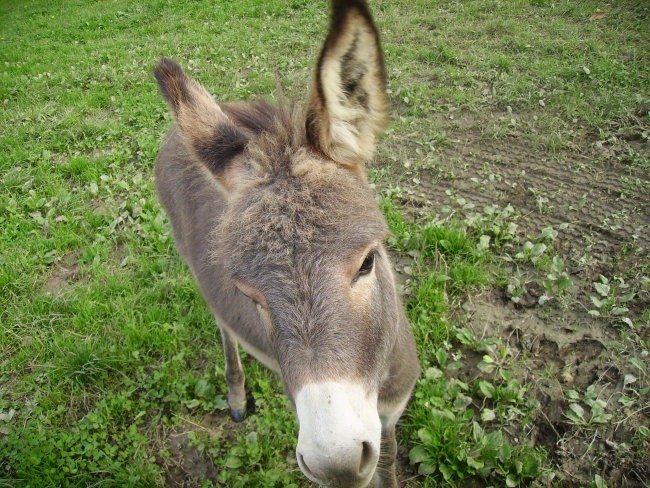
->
162 412 237 487
42 251 81 295
381 111 650 487
387 113 649 262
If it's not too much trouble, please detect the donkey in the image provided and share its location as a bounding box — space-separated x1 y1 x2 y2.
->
153 1 420 486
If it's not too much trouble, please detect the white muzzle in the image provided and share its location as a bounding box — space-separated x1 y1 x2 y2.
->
294 381 381 488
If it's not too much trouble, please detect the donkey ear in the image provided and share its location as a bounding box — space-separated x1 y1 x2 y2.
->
306 0 388 166
154 58 248 185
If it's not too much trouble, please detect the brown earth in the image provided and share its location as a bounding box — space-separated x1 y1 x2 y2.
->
162 413 228 487
42 251 81 296
380 110 650 487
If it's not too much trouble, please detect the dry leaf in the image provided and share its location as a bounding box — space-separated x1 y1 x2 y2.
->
590 11 606 21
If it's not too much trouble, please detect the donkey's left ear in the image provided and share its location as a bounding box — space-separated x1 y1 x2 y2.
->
306 0 388 166
154 58 249 189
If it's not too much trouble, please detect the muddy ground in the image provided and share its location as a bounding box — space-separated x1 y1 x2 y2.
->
381 110 650 486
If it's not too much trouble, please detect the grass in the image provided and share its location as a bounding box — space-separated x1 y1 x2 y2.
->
1 0 648 486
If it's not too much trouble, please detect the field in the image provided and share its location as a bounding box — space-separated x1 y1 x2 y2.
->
1 0 649 487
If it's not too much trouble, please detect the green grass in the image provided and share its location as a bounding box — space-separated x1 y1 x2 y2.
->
378 0 649 152
1 0 648 486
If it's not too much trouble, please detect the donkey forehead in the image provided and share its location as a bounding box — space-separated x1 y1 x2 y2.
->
219 157 388 270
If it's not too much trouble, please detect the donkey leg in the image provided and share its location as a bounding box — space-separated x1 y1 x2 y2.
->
220 326 247 422
374 422 398 488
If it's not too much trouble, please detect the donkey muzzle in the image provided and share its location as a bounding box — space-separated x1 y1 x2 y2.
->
295 381 381 487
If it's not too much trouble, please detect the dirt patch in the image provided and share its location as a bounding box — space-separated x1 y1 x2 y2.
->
461 292 648 486
463 293 616 389
162 412 240 487
381 113 650 270
42 252 81 295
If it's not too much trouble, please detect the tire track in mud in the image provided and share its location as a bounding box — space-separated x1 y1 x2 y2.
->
402 130 650 268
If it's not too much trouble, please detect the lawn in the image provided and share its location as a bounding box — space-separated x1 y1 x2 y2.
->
1 0 648 487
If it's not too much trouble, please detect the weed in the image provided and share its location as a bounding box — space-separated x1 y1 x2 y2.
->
382 192 549 486
540 255 573 305
564 385 613 428
463 204 519 249
515 241 547 266
408 350 545 486
589 275 636 327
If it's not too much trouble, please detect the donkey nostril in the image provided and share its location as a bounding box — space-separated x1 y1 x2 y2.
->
297 443 377 483
358 441 375 476
296 452 315 479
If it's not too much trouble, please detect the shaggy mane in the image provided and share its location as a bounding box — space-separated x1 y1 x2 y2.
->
220 89 308 176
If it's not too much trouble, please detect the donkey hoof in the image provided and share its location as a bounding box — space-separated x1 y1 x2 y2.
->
230 408 246 422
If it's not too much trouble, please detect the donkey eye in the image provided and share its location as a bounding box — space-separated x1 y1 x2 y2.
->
355 251 375 282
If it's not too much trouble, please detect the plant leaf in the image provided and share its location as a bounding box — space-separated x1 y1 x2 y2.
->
506 474 518 487
409 445 429 464
569 403 585 419
481 408 496 422
594 282 610 297
477 361 496 374
630 357 645 372
418 428 434 444
478 234 491 251
623 374 637 386
453 395 472 411
531 243 547 256
438 463 452 480
541 226 557 241
425 367 443 379
478 380 495 399
566 389 580 400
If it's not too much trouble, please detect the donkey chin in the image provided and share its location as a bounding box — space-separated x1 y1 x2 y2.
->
295 382 381 487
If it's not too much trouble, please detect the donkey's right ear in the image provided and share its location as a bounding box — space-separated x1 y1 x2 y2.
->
306 0 388 167
154 58 248 187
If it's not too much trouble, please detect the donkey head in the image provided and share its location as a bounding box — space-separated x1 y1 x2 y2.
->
155 1 398 486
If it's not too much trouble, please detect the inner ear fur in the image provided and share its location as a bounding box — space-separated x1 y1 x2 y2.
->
306 0 389 167
154 58 248 185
